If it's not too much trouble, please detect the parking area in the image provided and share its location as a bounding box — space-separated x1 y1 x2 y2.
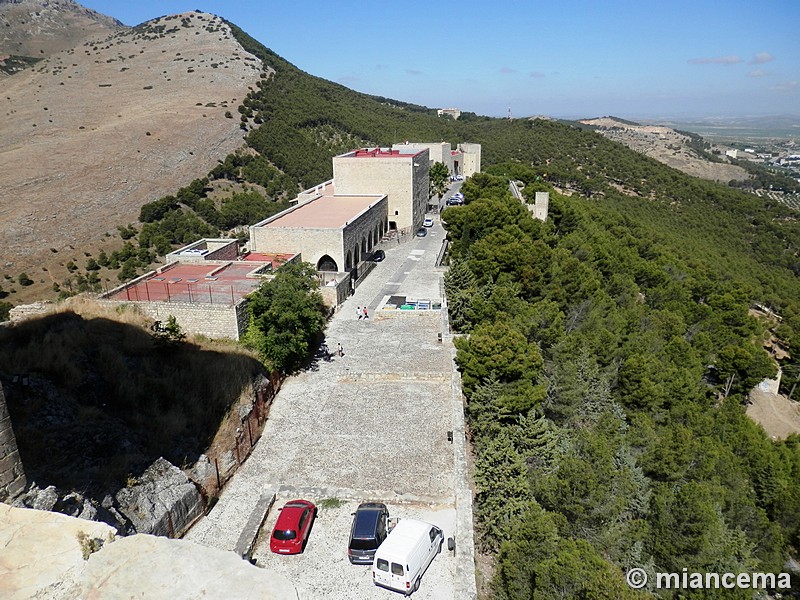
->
253 497 456 600
186 212 474 599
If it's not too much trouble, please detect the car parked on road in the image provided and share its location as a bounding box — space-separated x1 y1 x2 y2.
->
423 218 434 227
348 502 389 564
415 228 427 237
370 249 386 262
270 499 316 554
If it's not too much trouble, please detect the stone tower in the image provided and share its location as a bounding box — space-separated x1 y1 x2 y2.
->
533 191 550 222
0 384 26 501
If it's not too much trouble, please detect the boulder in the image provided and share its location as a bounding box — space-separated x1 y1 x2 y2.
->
13 483 59 512
115 457 203 537
190 453 215 484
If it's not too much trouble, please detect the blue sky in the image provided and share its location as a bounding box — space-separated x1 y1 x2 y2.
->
80 0 799 119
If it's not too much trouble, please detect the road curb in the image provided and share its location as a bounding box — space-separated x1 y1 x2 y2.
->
234 487 277 560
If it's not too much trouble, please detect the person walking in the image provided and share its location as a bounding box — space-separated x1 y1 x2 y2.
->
363 306 369 319
337 343 344 357
356 306 362 320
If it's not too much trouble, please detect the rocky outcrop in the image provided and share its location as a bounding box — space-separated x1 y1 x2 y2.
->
0 504 298 600
115 457 204 538
12 457 204 537
12 483 99 521
7 301 51 322
0 503 116 600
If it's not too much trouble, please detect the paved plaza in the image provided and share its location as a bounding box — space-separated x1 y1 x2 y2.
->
185 213 476 599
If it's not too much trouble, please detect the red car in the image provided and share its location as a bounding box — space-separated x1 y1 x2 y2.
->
269 499 317 554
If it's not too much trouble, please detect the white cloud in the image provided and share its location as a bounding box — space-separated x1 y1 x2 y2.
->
748 69 768 78
751 52 774 65
771 81 798 92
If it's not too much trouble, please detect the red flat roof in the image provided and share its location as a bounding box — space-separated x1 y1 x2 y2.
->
106 261 271 305
351 148 422 159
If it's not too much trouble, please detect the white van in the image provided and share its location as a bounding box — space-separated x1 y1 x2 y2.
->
371 518 444 596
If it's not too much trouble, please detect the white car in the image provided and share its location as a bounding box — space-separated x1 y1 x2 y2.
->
423 218 434 227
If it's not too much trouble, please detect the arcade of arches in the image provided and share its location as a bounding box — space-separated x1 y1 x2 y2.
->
316 218 388 272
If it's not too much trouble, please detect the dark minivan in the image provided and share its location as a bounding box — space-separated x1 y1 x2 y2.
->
348 502 389 564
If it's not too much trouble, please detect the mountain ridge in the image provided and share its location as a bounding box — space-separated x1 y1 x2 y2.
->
0 9 262 295
0 0 123 72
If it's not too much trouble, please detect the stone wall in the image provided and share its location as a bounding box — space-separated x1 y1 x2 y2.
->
342 201 388 268
254 225 332 266
205 240 238 261
319 277 351 308
0 385 26 502
100 299 248 340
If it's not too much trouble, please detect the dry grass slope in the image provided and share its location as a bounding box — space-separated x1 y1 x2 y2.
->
0 10 262 303
581 117 749 183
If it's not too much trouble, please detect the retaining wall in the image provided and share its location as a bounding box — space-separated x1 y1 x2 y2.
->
100 299 249 340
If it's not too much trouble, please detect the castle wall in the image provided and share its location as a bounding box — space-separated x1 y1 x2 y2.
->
0 385 27 502
99 299 248 340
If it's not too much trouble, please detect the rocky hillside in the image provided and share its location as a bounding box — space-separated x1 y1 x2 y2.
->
0 7 262 300
581 116 748 183
0 0 122 73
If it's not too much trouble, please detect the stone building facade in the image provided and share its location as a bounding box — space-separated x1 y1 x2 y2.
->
166 239 238 264
250 183 388 273
458 143 482 177
392 142 454 175
333 148 429 233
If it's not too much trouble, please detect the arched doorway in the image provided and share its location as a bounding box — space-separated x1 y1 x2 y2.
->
317 255 338 272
